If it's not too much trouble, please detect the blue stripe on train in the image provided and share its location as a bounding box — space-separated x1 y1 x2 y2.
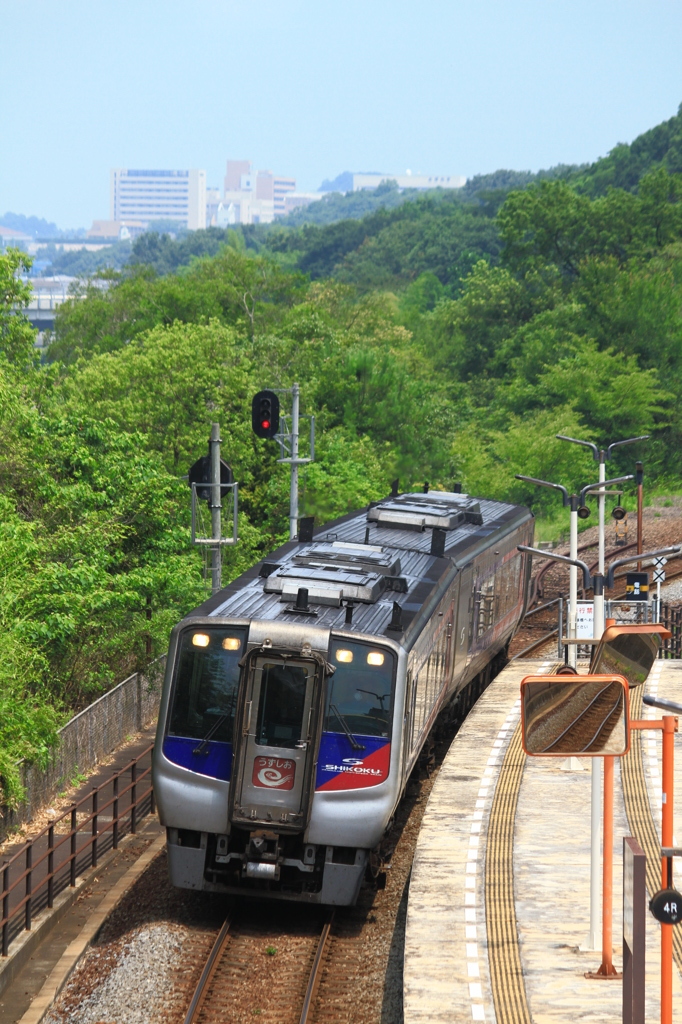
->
163 736 232 781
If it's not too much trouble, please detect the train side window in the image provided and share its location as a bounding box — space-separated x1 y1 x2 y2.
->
167 627 247 743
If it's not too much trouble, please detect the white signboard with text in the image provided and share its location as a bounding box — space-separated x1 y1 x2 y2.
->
576 601 595 639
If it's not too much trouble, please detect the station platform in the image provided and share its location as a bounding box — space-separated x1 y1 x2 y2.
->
403 657 682 1023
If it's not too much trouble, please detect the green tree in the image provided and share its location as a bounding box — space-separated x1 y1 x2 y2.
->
0 248 37 365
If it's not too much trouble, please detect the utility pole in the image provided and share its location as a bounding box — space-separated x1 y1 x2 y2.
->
289 383 300 541
188 424 239 595
210 423 222 595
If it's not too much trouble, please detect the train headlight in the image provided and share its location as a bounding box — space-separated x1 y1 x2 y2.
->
222 637 241 650
192 633 210 647
335 649 353 663
367 652 385 666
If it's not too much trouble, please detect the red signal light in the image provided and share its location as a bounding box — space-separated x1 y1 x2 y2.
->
261 419 270 429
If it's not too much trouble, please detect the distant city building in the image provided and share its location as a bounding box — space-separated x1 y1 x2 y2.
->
0 225 31 250
87 219 147 241
283 192 324 215
351 172 466 192
24 276 75 345
110 169 207 229
220 160 298 224
205 188 222 227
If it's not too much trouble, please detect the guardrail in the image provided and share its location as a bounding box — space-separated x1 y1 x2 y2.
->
1 744 154 957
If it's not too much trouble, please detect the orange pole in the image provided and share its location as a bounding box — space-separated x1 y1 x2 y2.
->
661 716 675 1024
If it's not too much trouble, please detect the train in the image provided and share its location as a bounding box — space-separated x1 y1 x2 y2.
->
152 488 534 905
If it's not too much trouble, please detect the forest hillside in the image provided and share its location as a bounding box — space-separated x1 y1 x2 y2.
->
2 104 682 798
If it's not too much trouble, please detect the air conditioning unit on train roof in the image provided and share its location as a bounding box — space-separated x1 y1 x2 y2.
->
367 492 483 532
293 543 402 577
263 564 387 605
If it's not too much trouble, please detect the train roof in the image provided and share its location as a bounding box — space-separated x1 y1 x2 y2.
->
186 491 533 648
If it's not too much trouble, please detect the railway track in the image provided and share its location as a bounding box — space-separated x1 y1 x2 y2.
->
527 679 624 754
512 556 682 661
183 907 334 1024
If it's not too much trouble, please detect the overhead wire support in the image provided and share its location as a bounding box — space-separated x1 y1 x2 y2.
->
189 423 239 595
270 382 316 540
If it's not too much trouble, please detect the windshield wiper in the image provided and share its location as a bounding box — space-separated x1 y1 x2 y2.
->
356 688 389 711
192 694 237 755
329 704 365 751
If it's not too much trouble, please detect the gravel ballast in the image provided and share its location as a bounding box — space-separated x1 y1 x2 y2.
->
45 924 186 1024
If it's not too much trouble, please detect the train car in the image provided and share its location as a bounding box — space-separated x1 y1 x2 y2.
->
153 489 534 905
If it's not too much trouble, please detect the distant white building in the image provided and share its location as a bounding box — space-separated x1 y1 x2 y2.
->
220 160 298 224
205 188 222 227
24 276 109 347
282 192 324 215
351 172 466 192
110 169 207 230
87 219 147 241
0 225 31 250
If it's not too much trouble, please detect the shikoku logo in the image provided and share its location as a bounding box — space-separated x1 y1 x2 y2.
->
252 757 295 790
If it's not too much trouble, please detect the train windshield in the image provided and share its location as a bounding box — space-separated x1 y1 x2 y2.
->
325 640 396 738
167 627 247 743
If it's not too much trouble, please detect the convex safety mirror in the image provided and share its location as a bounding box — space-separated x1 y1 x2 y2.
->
521 674 630 757
590 624 671 688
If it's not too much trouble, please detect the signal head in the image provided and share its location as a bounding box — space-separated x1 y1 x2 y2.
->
251 389 280 439
577 506 591 520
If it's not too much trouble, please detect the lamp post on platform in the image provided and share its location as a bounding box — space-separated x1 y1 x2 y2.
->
556 434 648 950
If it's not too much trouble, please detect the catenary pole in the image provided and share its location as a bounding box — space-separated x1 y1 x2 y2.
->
569 495 578 669
289 383 300 541
210 422 222 595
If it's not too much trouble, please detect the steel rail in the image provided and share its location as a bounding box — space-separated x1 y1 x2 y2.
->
183 915 233 1024
183 911 333 1024
299 912 335 1024
534 683 622 754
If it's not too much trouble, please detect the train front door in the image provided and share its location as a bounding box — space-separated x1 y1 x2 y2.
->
229 654 319 831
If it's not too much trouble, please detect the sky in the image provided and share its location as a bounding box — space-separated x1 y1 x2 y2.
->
2 0 682 229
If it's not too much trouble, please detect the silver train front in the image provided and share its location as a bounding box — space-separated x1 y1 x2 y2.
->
153 618 408 905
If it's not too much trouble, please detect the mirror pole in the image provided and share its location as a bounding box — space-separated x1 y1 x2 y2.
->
587 572 605 952
587 755 619 977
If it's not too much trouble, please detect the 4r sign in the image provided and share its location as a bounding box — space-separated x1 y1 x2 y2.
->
650 888 682 925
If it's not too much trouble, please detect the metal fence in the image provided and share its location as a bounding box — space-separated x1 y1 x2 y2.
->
659 602 682 658
1 745 154 956
0 659 165 843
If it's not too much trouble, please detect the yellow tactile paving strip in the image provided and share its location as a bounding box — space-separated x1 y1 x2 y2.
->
485 723 532 1024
